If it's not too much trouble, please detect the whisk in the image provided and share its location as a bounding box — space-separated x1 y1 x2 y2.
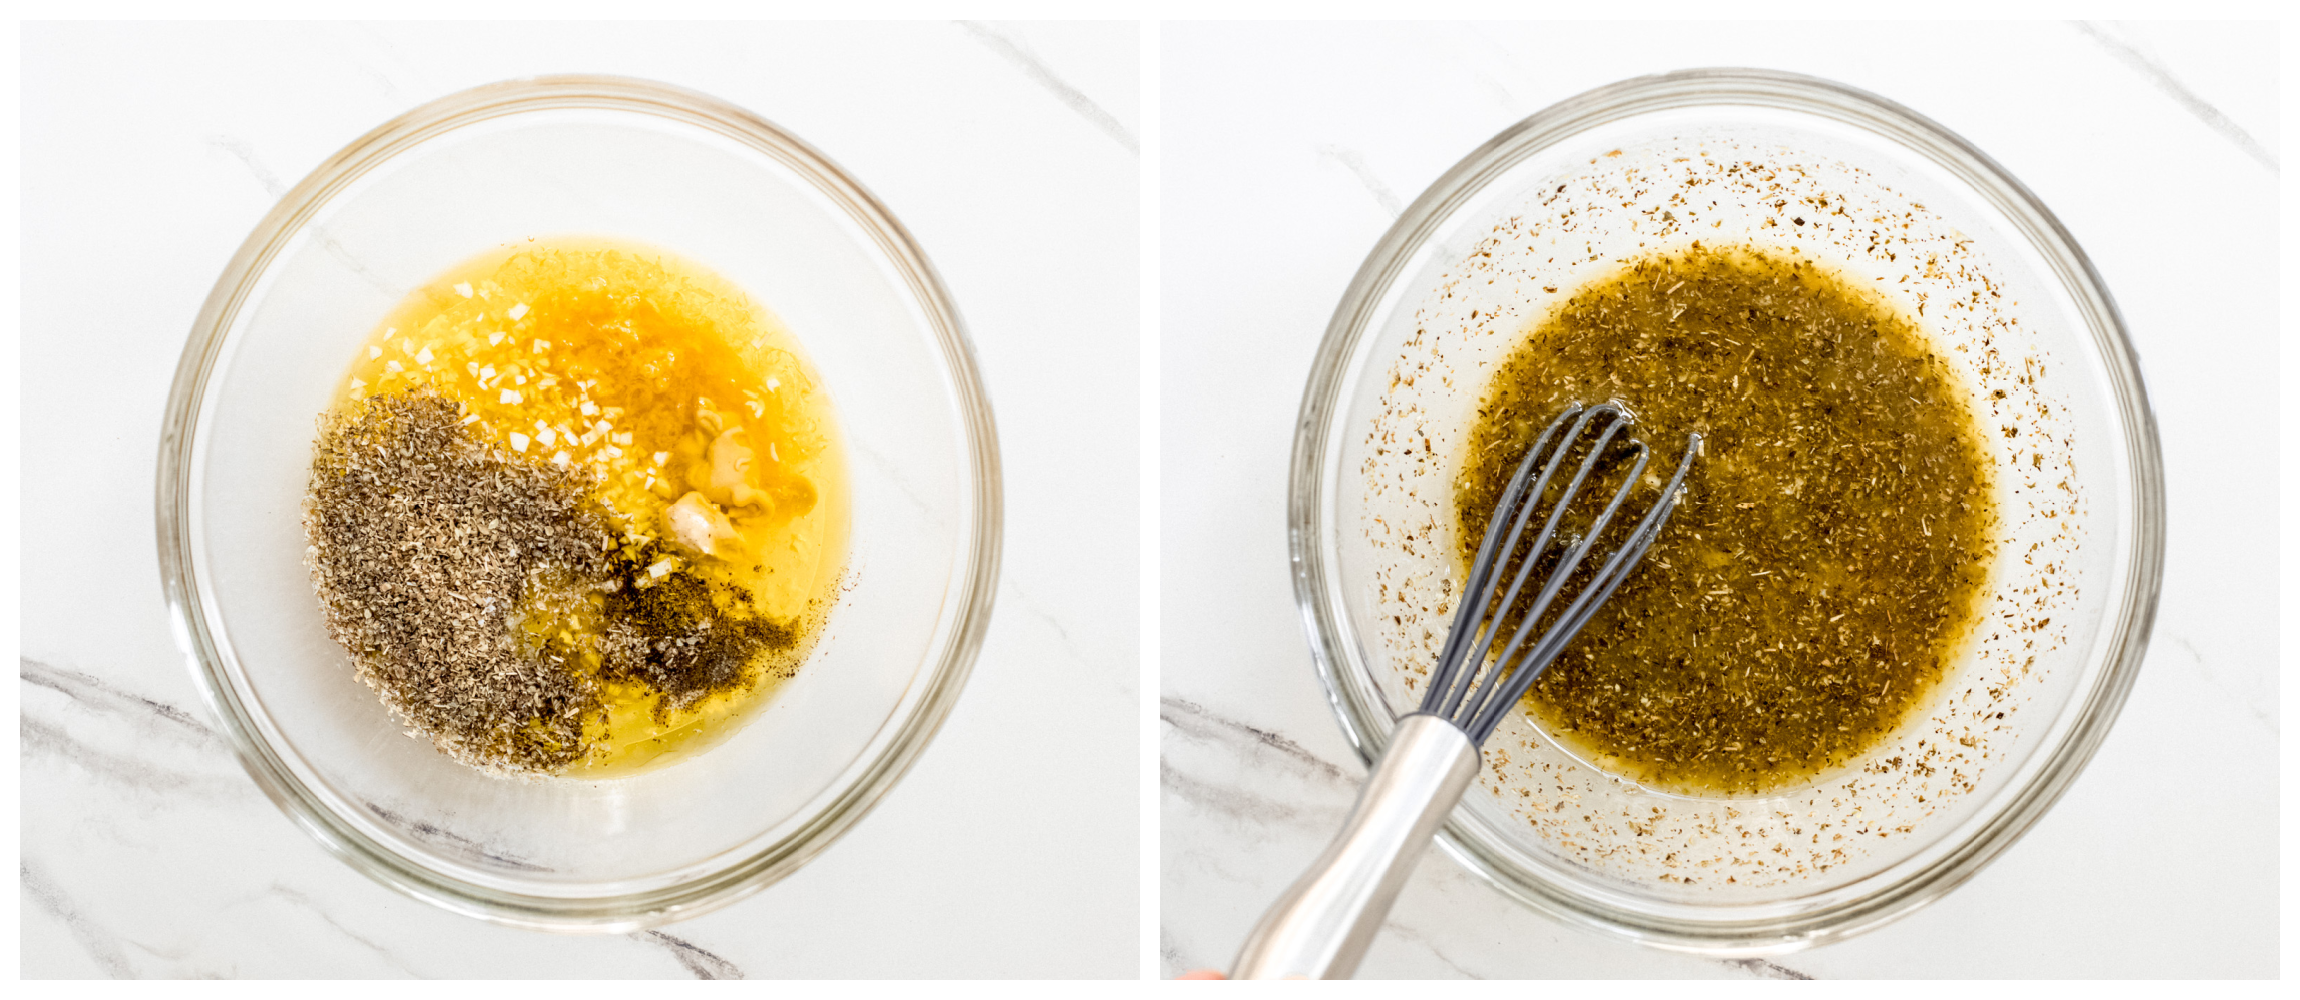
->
1233 402 1700 979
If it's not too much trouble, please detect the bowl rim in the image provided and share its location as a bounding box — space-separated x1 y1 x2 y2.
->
154 74 1003 931
1286 67 2164 953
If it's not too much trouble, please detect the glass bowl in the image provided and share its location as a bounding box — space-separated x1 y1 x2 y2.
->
156 76 1001 930
1289 69 2162 953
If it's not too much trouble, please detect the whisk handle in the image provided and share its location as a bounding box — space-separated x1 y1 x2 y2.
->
1230 713 1481 979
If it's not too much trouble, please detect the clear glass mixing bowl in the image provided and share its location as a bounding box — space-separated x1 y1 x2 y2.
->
156 76 1002 930
1290 69 2162 953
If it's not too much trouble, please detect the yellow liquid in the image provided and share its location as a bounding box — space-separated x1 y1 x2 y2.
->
335 239 849 776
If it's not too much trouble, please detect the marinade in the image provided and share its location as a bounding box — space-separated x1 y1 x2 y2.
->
308 241 847 777
1456 244 1995 796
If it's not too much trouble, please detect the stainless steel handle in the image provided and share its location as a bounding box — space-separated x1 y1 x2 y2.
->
1229 713 1481 979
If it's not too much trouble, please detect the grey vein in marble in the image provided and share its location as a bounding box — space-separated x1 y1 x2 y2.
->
362 802 552 873
267 884 422 977
958 20 1139 155
1376 918 1483 979
2075 21 2277 173
24 716 198 797
1160 696 1357 828
23 860 135 978
2166 632 2275 732
22 657 224 749
21 708 248 802
208 134 290 198
1159 933 1193 976
640 930 745 980
850 439 938 519
1161 696 1349 785
1427 23 1533 120
1314 145 1404 219
999 577 1138 703
1167 834 1275 896
1161 758 1311 831
206 133 398 297
1000 579 1085 661
348 23 415 100
1723 957 1816 980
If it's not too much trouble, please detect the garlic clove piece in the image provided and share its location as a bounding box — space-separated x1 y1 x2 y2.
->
665 491 741 559
705 428 770 509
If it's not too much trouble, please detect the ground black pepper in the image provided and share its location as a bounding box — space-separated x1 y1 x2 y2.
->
305 387 798 775
598 545 798 722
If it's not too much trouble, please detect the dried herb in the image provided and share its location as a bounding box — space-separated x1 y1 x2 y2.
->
599 544 797 722
305 387 795 775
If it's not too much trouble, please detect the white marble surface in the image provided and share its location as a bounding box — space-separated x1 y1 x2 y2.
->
22 21 1139 978
1158 21 2277 979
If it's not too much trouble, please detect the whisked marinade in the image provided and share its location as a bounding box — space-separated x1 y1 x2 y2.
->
1456 244 1996 796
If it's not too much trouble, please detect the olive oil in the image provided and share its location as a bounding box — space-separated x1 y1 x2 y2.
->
1457 244 1994 796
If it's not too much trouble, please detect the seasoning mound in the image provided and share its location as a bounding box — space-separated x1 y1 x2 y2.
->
1458 244 1997 796
306 388 614 773
598 554 798 722
306 387 801 776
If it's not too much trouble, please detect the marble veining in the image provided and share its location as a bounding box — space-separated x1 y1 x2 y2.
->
24 657 227 749
23 649 833 977
959 20 1140 155
206 131 397 298
1723 957 1816 981
360 803 553 874
2074 21 2277 172
1374 919 1484 980
264 885 425 977
22 657 250 802
2162 632 2277 733
1313 144 1404 218
22 861 137 978
639 931 745 980
206 135 290 199
1162 697 1349 787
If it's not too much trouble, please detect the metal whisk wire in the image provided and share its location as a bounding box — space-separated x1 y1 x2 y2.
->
1423 402 1701 744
